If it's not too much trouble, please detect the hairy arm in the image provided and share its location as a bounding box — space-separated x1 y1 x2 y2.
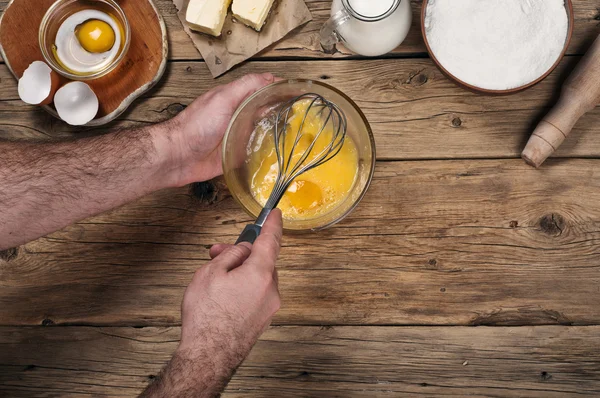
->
0 125 178 250
0 73 275 251
140 333 246 398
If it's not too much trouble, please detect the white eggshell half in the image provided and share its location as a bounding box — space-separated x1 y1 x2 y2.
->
54 82 99 126
18 61 56 105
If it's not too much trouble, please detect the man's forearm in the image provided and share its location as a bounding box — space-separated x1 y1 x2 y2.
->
140 346 243 398
0 123 179 250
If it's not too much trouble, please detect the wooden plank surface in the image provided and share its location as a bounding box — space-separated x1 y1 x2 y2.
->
0 0 598 61
1 1 599 396
0 57 599 159
1 325 600 397
2 159 600 326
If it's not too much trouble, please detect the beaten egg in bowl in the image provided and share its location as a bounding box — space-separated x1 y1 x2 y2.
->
246 98 359 220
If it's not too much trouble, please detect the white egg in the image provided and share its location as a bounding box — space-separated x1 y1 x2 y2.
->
54 82 99 126
55 10 121 74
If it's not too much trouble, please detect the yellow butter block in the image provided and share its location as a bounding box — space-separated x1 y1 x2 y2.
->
232 0 275 31
186 0 232 37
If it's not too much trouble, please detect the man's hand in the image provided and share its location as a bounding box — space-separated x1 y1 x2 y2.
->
164 73 276 186
141 210 283 398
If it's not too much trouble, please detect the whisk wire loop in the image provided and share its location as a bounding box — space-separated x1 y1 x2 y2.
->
237 92 347 243
268 93 347 210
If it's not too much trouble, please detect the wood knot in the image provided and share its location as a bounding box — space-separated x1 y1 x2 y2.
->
41 318 55 326
297 371 310 379
539 214 565 236
320 75 331 80
440 287 446 292
0 247 18 262
185 66 192 73
540 371 552 381
416 74 428 85
509 220 519 228
191 181 219 204
452 117 462 127
404 69 428 86
167 103 186 116
428 259 437 266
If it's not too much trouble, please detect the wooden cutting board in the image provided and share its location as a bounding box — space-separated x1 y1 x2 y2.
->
0 0 168 126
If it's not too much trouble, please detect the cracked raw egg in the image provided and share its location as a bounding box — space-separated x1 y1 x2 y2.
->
53 10 121 74
76 19 116 53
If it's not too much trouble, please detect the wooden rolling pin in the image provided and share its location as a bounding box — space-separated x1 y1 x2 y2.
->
522 34 600 168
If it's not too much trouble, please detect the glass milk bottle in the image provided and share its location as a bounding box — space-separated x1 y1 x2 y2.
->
320 0 412 56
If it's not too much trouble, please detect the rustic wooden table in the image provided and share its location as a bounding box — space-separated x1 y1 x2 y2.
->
1 0 600 396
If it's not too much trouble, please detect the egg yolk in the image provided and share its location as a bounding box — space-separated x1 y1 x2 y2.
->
286 180 323 211
247 99 359 220
76 19 115 53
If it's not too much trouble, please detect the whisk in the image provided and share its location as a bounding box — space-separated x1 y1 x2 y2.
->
236 93 347 244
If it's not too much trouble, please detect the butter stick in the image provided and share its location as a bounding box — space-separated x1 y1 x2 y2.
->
186 0 232 37
232 0 275 31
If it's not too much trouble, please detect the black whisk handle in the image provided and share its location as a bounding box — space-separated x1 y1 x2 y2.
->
236 224 262 245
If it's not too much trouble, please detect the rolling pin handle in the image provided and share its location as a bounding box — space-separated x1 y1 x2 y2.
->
522 131 561 168
522 33 600 167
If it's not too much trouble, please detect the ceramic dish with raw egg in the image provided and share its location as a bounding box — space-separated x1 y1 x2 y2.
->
223 80 376 231
39 0 130 80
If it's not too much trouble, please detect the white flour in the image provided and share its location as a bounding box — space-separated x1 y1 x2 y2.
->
424 0 568 90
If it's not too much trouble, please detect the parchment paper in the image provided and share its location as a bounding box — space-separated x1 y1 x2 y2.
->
173 0 312 77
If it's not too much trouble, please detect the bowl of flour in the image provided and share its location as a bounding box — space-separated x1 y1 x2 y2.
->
422 0 573 93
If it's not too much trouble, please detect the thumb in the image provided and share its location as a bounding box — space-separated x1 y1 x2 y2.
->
247 209 283 272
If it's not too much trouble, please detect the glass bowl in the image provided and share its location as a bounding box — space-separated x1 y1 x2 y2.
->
223 79 376 231
39 0 131 81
